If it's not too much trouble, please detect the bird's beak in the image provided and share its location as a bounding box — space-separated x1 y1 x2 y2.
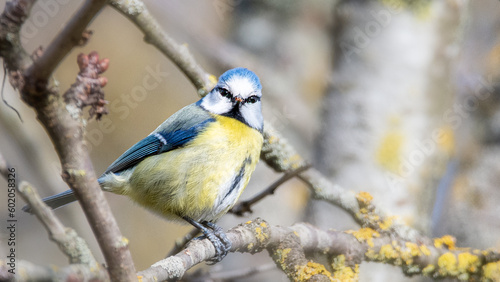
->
233 96 244 103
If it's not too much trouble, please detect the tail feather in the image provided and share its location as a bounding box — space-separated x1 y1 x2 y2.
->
22 189 77 214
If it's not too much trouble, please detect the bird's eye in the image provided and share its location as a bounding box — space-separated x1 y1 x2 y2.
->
219 88 231 98
246 96 259 104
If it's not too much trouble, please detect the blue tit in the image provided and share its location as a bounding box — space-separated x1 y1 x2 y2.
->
23 67 264 262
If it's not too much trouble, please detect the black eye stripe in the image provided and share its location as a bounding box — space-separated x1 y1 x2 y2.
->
245 96 260 104
218 87 232 98
216 87 260 104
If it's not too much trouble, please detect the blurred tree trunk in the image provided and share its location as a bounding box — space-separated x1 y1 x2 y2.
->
435 0 500 250
313 1 465 280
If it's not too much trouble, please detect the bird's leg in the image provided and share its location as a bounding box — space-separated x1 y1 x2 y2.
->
183 217 229 263
202 221 231 253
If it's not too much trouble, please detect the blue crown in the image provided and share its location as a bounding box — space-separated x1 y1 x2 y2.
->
219 68 262 90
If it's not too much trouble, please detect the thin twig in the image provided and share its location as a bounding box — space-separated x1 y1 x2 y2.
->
165 227 200 258
17 182 103 267
1 260 109 282
24 0 108 84
230 164 312 216
0 151 8 179
2 64 23 122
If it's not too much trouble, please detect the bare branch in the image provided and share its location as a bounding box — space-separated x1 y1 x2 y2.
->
0 1 137 280
17 182 100 266
1 260 109 282
137 219 295 281
23 0 108 85
0 0 35 71
230 164 312 216
0 153 107 280
21 58 136 281
0 151 9 178
165 227 199 258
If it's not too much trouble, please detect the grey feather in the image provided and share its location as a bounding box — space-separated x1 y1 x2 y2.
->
22 189 76 214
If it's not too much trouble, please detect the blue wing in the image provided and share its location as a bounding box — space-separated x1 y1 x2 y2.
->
102 105 215 175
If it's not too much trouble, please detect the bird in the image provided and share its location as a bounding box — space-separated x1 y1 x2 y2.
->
23 67 264 263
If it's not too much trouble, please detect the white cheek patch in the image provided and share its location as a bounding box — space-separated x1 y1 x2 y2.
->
208 100 232 115
200 94 232 115
240 103 263 131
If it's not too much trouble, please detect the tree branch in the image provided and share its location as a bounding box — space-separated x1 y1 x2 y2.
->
0 151 9 179
165 227 199 258
0 0 35 71
0 260 109 282
230 164 312 216
23 0 108 85
0 153 108 280
17 182 101 266
0 1 137 280
21 54 136 280
135 219 500 281
11 218 500 281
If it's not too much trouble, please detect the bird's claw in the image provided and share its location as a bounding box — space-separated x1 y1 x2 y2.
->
195 221 231 264
184 217 232 263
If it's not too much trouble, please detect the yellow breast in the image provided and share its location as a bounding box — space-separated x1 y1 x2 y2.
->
128 115 263 222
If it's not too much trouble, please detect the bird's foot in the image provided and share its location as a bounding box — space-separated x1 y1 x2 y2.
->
184 217 231 263
202 221 231 264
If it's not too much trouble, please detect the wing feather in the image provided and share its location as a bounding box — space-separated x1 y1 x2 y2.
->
102 104 214 175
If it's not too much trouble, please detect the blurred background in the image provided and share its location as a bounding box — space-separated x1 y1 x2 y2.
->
1 0 500 281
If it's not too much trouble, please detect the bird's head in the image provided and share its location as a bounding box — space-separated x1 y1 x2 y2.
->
199 68 263 132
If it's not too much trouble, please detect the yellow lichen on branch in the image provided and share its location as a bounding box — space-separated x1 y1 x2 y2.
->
365 240 431 275
434 235 456 250
436 251 480 279
275 248 292 269
483 261 500 281
437 252 458 276
378 216 396 230
295 261 334 281
255 222 270 243
356 191 373 206
347 227 380 248
363 235 488 280
458 252 480 274
331 255 359 281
